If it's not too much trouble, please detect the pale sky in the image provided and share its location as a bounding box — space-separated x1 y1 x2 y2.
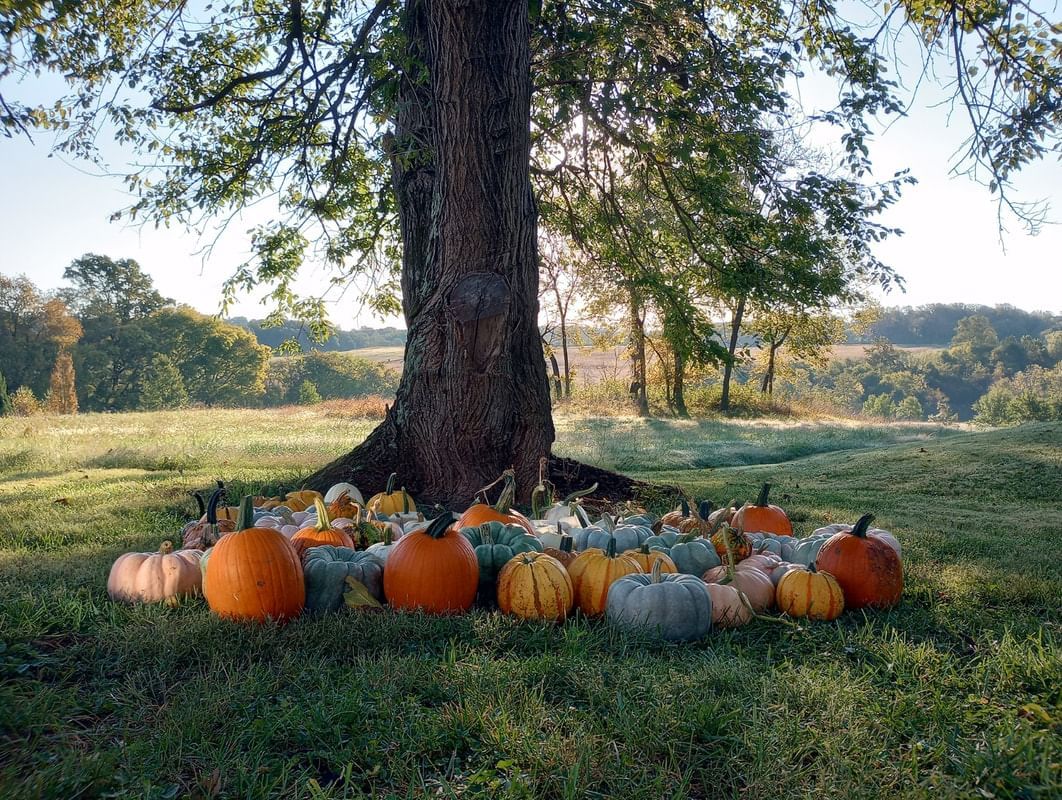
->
1 42 1059 325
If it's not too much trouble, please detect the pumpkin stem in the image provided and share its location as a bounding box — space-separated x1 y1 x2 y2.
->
808 562 818 574
312 497 331 532
851 513 875 538
650 558 663 583
492 470 517 514
598 513 615 533
559 534 574 553
639 543 651 554
384 472 397 495
479 522 494 545
736 587 797 627
206 487 225 526
236 495 255 531
571 502 591 528
530 463 554 520
755 483 771 507
680 497 690 517
722 525 737 582
561 482 598 503
425 513 455 539
605 538 617 558
159 541 174 554
401 486 409 514
192 492 206 518
697 500 713 522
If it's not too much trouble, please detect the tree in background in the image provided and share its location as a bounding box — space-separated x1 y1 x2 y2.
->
46 350 78 414
0 371 12 416
138 355 189 411
10 386 42 417
0 275 83 398
298 380 323 406
752 309 846 395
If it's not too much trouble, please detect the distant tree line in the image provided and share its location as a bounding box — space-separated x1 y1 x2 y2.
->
229 317 406 352
850 304 1059 346
0 256 399 415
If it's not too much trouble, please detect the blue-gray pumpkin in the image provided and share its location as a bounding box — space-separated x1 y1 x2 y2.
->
460 521 542 582
303 546 384 613
651 534 721 575
606 561 714 642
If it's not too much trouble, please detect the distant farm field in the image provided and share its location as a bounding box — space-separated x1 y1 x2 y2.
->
343 343 947 378
1 408 1058 798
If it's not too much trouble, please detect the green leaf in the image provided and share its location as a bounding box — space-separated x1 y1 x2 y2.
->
343 576 383 612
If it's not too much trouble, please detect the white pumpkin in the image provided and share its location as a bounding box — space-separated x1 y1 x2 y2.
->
324 482 365 506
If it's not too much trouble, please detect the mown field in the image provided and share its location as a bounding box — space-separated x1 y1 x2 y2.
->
0 409 1059 799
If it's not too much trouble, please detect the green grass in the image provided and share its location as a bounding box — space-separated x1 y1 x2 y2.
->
1 409 1059 799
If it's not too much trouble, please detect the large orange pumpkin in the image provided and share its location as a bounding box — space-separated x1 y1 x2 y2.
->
203 496 305 622
291 497 355 559
456 470 537 538
733 483 793 536
383 514 478 614
815 514 902 610
566 539 643 617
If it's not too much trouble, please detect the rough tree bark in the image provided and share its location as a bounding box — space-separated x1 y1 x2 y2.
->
628 287 650 416
673 348 688 417
304 0 648 505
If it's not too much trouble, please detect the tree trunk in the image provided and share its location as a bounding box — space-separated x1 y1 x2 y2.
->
719 294 746 412
559 310 572 397
673 348 688 417
305 0 553 506
547 346 563 400
628 287 649 416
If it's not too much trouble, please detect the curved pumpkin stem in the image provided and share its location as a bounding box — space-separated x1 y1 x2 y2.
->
312 497 331 532
401 486 409 514
424 513 455 540
680 497 690 517
755 483 772 507
561 482 598 504
598 513 615 533
206 487 225 526
650 558 664 583
384 472 397 495
735 586 797 627
531 457 554 520
697 500 713 522
851 514 875 538
192 492 206 518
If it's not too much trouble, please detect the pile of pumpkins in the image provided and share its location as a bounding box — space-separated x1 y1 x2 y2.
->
107 475 904 643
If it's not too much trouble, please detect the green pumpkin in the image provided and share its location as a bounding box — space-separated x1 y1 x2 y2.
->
784 536 828 566
303 546 384 613
606 561 714 642
651 533 721 575
644 526 682 550
460 522 542 582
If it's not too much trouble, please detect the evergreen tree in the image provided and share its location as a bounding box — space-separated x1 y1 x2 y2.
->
139 355 189 410
298 380 322 406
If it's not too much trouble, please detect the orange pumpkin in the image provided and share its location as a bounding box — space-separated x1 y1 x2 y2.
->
566 539 643 617
710 525 752 563
328 489 362 522
456 470 537 538
815 513 902 610
627 543 677 575
383 514 479 614
660 498 691 527
290 497 355 559
733 483 793 536
203 496 305 622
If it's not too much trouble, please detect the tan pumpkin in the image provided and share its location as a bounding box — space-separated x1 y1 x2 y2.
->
776 563 845 621
497 552 574 623
566 539 643 617
705 583 753 628
107 542 203 607
703 564 774 612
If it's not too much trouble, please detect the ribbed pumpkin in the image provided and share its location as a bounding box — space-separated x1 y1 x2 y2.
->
456 470 537 538
383 514 478 614
291 497 355 559
733 483 793 536
677 500 715 535
776 563 845 620
107 542 203 606
705 583 753 628
496 552 574 623
815 514 903 610
181 487 235 550
303 546 385 613
460 521 543 583
566 539 643 617
627 543 677 575
710 524 752 563
703 563 774 612
660 498 691 527
543 533 578 569
367 472 417 516
606 559 714 642
327 490 361 522
203 496 305 622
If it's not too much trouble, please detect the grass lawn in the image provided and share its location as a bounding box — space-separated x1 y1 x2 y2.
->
0 409 1059 799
